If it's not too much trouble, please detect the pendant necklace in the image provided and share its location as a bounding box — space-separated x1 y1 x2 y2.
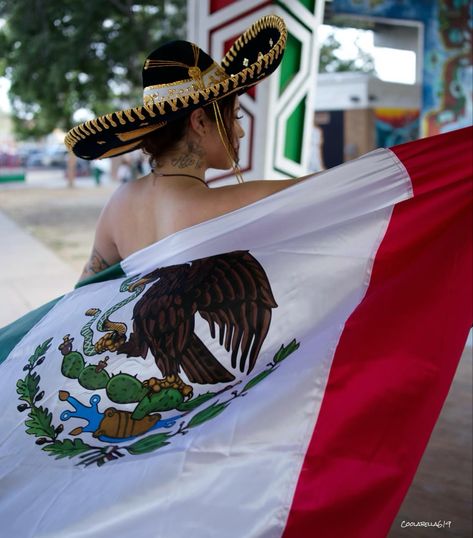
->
152 170 208 187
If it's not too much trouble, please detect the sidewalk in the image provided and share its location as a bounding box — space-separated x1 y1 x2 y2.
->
0 210 77 327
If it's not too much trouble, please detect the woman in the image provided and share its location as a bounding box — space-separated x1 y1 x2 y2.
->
3 14 471 538
70 16 305 282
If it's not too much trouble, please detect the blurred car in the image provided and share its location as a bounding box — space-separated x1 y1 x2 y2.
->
42 147 68 167
24 147 68 168
24 149 45 167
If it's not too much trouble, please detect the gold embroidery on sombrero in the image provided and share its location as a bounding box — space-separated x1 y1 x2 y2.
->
78 124 91 136
144 59 191 70
90 119 103 132
219 78 230 93
221 15 286 70
143 64 227 108
168 98 179 112
64 15 287 156
116 123 166 142
115 111 127 126
124 110 136 122
154 101 167 115
178 95 190 108
85 121 96 135
99 140 142 159
98 117 110 129
142 103 156 117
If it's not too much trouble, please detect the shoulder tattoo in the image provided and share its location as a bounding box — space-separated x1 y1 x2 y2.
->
86 248 111 274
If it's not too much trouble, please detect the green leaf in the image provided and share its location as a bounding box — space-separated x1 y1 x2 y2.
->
16 372 40 402
273 339 300 363
242 369 274 392
25 406 55 438
28 338 53 365
126 433 171 455
177 391 219 412
187 402 229 429
42 438 92 459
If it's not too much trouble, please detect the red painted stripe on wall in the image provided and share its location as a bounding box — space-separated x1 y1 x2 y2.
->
210 0 238 13
283 127 473 537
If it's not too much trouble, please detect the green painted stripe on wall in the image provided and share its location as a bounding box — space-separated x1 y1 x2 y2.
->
299 0 316 12
279 32 302 95
284 97 306 164
0 173 25 183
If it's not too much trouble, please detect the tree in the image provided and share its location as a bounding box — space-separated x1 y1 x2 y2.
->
319 32 376 75
0 0 187 139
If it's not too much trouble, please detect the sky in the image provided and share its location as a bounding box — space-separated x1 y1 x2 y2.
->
0 25 416 114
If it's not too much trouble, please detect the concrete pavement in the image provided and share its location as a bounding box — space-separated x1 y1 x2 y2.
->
0 210 77 327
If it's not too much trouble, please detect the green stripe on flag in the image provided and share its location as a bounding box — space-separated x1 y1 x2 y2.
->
0 297 62 365
75 262 126 289
1 262 125 365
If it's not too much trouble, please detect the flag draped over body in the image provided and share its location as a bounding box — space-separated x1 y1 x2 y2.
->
0 127 471 538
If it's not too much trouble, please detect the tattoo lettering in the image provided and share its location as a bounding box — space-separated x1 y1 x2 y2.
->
170 138 205 169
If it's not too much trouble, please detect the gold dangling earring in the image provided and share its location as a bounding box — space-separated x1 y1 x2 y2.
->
212 101 244 184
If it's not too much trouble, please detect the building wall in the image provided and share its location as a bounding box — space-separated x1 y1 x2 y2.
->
344 108 375 160
331 0 473 136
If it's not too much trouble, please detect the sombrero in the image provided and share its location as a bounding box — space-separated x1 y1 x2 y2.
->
65 15 287 160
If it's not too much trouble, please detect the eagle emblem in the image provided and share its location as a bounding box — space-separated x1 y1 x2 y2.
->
118 250 278 397
16 250 300 466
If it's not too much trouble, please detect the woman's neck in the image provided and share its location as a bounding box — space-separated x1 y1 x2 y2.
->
152 138 207 179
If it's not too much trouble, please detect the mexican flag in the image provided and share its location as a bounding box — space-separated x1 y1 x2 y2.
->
0 127 471 538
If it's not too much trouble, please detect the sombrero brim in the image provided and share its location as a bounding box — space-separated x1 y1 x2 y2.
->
65 15 287 160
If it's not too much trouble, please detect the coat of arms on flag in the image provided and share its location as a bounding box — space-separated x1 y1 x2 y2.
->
15 251 301 466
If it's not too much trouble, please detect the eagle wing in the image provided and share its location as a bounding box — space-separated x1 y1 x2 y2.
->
119 267 235 384
193 251 278 374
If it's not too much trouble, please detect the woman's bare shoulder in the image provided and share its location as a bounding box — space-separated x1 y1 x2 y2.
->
190 176 310 224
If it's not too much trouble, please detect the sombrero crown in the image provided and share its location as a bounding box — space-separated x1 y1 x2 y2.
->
65 15 287 160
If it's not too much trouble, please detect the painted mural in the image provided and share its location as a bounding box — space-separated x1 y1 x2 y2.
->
332 0 473 136
374 108 420 147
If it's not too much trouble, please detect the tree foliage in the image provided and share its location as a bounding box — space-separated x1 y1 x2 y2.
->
319 32 376 75
0 0 187 138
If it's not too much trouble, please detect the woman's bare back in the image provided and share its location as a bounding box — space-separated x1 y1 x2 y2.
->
79 173 308 282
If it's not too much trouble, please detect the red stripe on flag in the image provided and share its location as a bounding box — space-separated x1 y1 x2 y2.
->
283 127 473 537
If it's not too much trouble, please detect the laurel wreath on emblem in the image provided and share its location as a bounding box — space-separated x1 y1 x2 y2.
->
16 337 300 467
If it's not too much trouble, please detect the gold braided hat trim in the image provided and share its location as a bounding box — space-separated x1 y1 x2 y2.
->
142 63 228 106
64 15 287 156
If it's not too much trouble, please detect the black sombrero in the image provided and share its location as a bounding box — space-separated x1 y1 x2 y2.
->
65 15 287 160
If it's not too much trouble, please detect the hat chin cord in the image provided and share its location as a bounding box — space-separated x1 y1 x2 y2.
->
212 101 245 184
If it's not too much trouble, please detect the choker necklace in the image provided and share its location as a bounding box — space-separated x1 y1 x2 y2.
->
151 170 208 187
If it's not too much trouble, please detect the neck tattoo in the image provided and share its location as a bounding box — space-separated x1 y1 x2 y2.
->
151 170 208 187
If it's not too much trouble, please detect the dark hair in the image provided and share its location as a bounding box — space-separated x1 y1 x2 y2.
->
141 93 236 168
